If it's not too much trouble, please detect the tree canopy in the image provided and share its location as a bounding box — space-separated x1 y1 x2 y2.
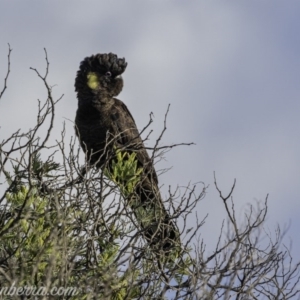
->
0 46 299 299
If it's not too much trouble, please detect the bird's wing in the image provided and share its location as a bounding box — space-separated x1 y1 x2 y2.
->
110 99 180 253
110 99 158 184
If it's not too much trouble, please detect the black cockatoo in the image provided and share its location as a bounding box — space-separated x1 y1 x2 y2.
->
75 53 180 256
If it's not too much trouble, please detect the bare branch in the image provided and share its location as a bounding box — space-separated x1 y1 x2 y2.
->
0 43 12 100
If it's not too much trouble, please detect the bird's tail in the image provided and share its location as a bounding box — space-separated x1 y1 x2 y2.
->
131 177 181 258
104 149 181 259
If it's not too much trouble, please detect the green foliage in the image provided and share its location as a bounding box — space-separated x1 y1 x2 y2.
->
104 149 143 196
104 148 163 227
31 153 60 178
0 161 142 299
4 186 60 282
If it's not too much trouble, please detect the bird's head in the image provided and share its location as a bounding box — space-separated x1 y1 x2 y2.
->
75 53 127 99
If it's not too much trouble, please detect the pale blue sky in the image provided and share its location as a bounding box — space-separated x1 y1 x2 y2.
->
1 1 300 262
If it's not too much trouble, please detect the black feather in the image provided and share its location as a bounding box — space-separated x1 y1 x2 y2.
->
75 53 180 256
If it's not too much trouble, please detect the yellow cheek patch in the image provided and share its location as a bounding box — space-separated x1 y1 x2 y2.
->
87 72 99 90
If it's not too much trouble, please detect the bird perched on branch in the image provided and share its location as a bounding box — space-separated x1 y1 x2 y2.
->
75 53 180 257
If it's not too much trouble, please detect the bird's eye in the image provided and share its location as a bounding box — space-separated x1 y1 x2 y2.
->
105 71 112 77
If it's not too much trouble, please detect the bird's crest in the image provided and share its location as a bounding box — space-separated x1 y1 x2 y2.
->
75 53 127 93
